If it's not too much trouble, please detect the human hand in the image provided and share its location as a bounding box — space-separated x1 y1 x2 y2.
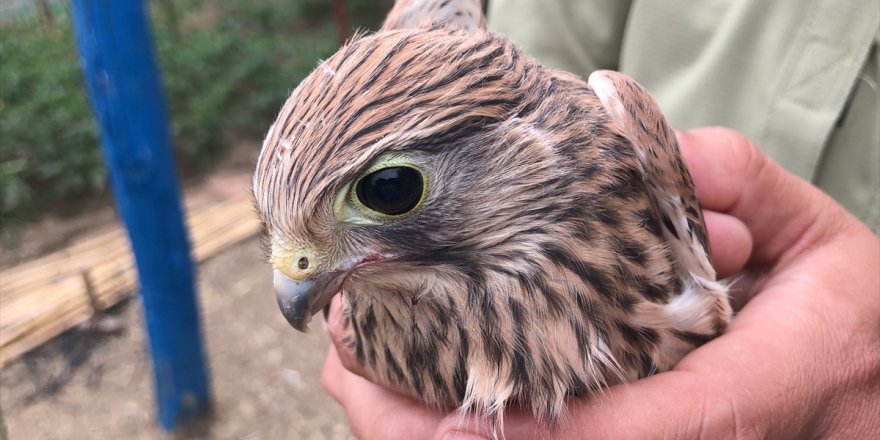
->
321 127 880 439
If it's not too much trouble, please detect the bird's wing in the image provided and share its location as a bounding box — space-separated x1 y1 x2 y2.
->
588 70 716 281
588 71 731 354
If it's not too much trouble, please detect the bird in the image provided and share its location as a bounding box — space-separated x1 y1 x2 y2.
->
252 0 732 425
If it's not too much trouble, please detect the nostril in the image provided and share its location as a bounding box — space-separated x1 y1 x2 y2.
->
297 257 309 270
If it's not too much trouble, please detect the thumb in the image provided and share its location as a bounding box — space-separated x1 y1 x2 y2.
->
676 127 847 268
325 293 375 381
433 371 760 440
431 413 497 440
433 372 743 440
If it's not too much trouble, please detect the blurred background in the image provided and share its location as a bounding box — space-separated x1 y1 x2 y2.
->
1 0 390 243
0 1 394 438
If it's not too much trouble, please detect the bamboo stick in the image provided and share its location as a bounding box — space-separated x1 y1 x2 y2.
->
0 197 261 367
0 196 240 297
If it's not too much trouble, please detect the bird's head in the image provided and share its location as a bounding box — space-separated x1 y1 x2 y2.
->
252 14 600 331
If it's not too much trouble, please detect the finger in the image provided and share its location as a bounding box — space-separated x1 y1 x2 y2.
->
322 346 445 439
703 210 752 278
437 345 805 440
432 413 497 440
324 294 372 380
436 372 737 440
677 127 843 267
325 293 457 401
321 344 348 402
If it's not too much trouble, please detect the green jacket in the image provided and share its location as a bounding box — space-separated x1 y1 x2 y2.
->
489 0 879 232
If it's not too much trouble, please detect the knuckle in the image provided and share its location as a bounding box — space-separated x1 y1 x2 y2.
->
710 127 767 179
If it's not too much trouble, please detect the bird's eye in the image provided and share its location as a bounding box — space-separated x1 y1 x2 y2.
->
355 166 424 216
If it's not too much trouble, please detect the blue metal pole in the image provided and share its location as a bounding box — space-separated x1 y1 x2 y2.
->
70 0 210 430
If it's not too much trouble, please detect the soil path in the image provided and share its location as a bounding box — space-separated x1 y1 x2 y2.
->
2 143 357 439
0 237 355 440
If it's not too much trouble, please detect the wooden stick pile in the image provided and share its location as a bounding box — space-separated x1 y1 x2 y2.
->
0 197 261 367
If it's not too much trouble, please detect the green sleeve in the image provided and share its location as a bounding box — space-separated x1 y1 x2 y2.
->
489 0 880 233
813 36 879 233
487 0 632 74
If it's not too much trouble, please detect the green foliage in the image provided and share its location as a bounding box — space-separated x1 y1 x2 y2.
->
0 15 102 229
153 0 346 172
0 0 386 232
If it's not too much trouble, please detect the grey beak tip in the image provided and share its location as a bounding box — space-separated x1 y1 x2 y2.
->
277 296 312 332
287 316 311 333
274 269 342 332
274 271 315 332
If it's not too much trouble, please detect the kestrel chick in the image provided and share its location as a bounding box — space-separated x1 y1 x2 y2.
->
252 0 731 423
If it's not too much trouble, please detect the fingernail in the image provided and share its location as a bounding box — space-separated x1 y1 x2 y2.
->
441 432 491 440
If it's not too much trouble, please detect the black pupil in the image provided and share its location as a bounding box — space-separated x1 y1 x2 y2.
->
356 166 423 215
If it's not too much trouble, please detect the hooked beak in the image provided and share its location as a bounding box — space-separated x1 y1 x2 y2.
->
274 269 347 332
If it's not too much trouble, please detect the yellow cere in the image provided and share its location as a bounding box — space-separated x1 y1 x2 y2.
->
271 242 320 281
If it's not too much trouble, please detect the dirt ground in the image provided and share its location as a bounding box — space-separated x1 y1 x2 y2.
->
0 144 356 439
1 236 355 440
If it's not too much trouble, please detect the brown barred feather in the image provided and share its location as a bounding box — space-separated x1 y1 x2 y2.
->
252 0 731 426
